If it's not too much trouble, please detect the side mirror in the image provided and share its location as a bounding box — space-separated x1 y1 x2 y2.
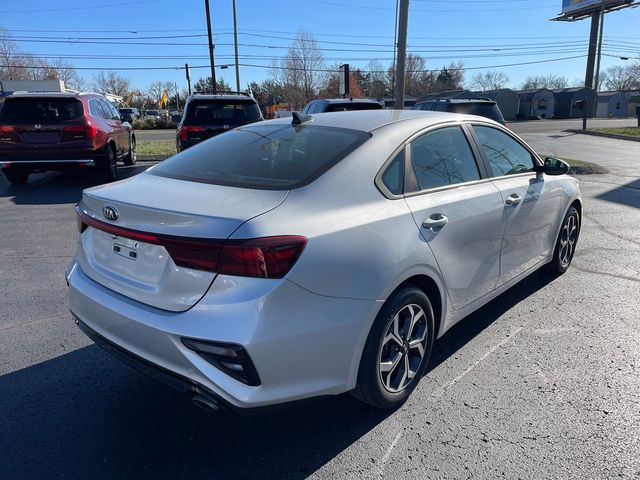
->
538 157 570 176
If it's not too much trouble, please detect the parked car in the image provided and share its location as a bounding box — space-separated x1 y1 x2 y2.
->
118 107 141 123
68 110 581 413
412 98 507 126
144 109 163 120
176 92 263 152
302 98 383 114
0 92 136 184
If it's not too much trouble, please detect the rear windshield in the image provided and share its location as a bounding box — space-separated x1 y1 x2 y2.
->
120 108 135 113
325 102 382 112
185 100 262 124
448 103 505 123
150 124 371 190
0 97 84 123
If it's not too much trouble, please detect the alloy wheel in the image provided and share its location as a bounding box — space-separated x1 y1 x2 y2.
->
379 304 428 393
559 211 579 267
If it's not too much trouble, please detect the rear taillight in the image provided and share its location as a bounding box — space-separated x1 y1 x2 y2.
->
85 122 98 139
75 208 307 279
0 125 18 142
60 123 97 142
178 125 205 141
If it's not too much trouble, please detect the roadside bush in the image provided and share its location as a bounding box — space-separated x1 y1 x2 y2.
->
131 118 178 130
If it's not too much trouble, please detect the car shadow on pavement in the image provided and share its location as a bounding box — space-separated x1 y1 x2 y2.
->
0 270 557 480
0 162 156 206
596 178 640 209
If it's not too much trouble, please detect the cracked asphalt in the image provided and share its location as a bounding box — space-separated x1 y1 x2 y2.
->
1 122 639 479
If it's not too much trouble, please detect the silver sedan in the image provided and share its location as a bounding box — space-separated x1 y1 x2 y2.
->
67 110 581 412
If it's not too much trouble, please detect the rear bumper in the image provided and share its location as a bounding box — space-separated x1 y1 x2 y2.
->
67 261 380 409
1 159 96 170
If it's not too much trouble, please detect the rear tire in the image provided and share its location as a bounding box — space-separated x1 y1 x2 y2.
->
352 286 435 409
102 144 117 181
547 205 580 275
123 136 136 166
4 171 29 185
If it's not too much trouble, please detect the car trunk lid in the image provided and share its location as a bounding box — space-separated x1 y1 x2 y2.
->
75 172 288 312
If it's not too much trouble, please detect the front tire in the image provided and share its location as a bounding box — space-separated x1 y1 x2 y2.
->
4 171 29 185
547 205 580 274
352 286 435 409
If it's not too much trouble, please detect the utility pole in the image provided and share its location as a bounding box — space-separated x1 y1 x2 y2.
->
391 0 399 101
232 0 240 92
394 0 409 110
584 10 601 89
185 63 192 95
175 82 180 112
204 0 217 93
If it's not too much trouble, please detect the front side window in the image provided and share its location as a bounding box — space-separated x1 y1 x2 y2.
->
409 126 481 191
150 124 370 190
472 125 535 177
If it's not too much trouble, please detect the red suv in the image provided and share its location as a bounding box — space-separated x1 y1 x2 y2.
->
0 92 136 184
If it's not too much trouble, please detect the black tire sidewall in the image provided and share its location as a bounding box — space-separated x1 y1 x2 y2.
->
124 136 136 166
103 144 117 180
355 287 435 409
550 206 580 274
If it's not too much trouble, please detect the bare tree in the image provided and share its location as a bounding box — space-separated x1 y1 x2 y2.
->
274 30 326 104
521 74 569 90
599 64 640 91
147 81 173 105
469 71 509 91
0 28 24 80
92 71 130 97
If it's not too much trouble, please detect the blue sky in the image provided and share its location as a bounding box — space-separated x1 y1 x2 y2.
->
1 0 639 93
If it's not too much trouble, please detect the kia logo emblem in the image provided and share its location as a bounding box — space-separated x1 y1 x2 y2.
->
102 205 119 221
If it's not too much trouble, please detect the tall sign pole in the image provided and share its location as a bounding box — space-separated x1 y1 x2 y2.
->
394 0 409 110
232 0 240 92
204 0 217 93
584 10 601 88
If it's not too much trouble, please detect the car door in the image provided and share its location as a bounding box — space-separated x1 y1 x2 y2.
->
469 124 563 285
402 124 505 310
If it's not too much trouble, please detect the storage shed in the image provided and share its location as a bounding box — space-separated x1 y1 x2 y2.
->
516 89 555 119
478 89 520 121
596 91 629 118
628 91 640 117
552 87 597 119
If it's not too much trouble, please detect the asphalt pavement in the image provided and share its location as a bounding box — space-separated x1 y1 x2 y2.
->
0 124 639 479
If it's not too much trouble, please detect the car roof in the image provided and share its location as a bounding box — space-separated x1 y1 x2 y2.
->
6 91 105 99
416 98 496 105
188 94 256 101
255 109 499 133
315 98 381 104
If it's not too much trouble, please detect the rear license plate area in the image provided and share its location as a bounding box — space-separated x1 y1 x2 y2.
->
113 243 138 260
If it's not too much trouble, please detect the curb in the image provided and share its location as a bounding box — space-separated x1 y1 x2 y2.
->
565 129 640 143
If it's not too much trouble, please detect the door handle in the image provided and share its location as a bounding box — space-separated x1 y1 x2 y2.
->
422 214 449 230
505 194 522 206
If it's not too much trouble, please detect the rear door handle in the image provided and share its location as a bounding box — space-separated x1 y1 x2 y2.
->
505 194 522 206
422 214 449 230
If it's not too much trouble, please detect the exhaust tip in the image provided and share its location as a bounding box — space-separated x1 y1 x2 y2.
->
192 393 220 412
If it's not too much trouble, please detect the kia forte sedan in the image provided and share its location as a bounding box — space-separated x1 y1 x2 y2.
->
67 110 581 412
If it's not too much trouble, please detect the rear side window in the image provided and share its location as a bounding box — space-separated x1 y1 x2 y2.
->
409 126 480 191
186 100 261 124
324 102 382 112
472 125 535 177
381 150 405 196
0 97 83 123
150 124 371 190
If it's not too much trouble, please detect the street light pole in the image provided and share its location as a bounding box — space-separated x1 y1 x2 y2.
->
204 0 217 93
232 0 240 92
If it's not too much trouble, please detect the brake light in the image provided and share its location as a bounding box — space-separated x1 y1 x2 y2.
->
178 125 205 141
85 122 98 139
75 208 307 278
0 126 15 133
61 125 86 142
0 125 18 142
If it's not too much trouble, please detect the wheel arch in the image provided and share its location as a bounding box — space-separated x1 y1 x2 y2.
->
391 274 444 339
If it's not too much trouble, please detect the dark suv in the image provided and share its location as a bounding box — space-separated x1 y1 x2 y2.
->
412 98 506 126
302 98 383 114
0 92 135 184
177 92 263 151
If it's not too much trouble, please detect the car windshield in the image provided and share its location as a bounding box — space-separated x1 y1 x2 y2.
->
449 103 505 123
325 102 382 112
150 124 371 190
185 100 262 124
0 97 84 124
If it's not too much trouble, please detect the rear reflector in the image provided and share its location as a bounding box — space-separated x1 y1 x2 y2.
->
76 207 307 279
